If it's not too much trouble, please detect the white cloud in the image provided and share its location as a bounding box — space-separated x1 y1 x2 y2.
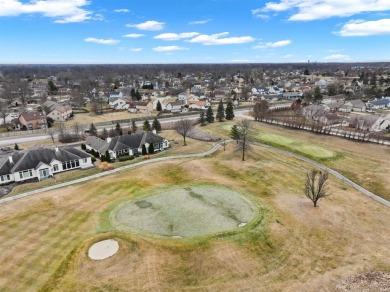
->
153 46 189 52
188 32 255 45
84 37 120 45
114 9 129 13
0 0 92 23
323 54 350 60
251 9 270 19
126 20 164 31
123 33 145 38
253 39 292 49
189 19 212 25
256 0 390 21
154 32 200 41
130 48 142 52
337 19 390 36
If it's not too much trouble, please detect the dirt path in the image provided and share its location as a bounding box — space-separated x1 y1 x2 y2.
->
0 141 388 207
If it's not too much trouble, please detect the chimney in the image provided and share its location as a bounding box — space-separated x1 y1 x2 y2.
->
55 146 59 152
152 129 157 134
107 137 112 143
8 156 13 163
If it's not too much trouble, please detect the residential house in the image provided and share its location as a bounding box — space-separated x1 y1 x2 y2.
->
0 145 93 185
178 92 187 100
42 100 72 122
17 111 48 130
166 100 186 113
268 86 282 94
370 114 390 132
282 92 302 99
252 86 266 96
85 132 170 160
128 101 153 114
109 97 130 110
188 100 210 110
0 112 19 125
349 99 366 112
367 98 390 109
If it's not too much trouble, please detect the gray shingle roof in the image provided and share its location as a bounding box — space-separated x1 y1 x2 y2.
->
0 146 91 175
86 132 165 154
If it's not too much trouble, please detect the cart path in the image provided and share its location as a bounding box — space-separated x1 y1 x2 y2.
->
1 141 388 207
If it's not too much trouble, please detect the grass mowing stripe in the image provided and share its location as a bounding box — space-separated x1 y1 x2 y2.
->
1 211 91 291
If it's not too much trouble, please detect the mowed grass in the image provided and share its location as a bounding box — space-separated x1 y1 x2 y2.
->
203 120 390 201
0 141 389 291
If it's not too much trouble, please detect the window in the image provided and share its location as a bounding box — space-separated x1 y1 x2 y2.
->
1 176 3 182
83 158 88 163
53 164 59 172
19 170 33 179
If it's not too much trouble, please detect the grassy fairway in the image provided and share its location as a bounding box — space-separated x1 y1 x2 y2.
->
203 120 390 201
0 140 389 291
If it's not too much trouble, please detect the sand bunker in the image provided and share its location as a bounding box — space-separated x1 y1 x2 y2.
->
88 239 119 260
111 185 255 238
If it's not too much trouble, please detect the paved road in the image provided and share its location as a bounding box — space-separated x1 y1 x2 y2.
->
0 140 388 207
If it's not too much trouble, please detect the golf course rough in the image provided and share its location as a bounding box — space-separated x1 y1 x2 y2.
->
111 185 255 238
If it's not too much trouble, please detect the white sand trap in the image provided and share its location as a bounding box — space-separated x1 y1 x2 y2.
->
88 239 119 260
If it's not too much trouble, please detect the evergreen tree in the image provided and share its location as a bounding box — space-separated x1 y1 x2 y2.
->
100 154 105 162
216 100 225 122
14 143 19 150
198 110 206 126
313 86 323 104
131 120 138 133
152 118 162 132
101 128 108 140
149 143 154 154
142 144 147 155
135 90 142 101
115 122 122 135
130 88 136 99
89 123 98 136
143 120 151 131
225 101 235 120
230 125 240 143
105 150 111 163
206 107 215 123
156 100 162 111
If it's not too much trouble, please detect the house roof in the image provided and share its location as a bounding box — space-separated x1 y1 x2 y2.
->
20 111 46 121
0 146 90 175
369 99 390 106
42 100 58 112
86 132 166 154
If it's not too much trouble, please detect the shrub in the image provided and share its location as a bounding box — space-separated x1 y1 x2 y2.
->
118 155 135 162
81 143 86 150
91 156 96 163
99 162 114 171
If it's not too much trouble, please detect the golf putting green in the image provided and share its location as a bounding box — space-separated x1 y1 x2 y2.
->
111 185 255 238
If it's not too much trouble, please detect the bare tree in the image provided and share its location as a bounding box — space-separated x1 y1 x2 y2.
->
47 127 56 143
16 80 33 106
235 119 255 161
252 100 270 121
1 82 16 106
174 119 194 146
0 101 8 126
72 122 83 141
304 169 329 207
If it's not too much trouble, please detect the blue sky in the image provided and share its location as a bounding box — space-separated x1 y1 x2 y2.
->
0 0 389 64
